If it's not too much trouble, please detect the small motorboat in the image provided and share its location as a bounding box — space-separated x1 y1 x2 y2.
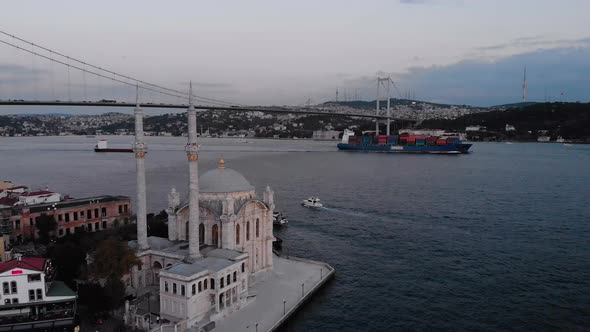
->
273 212 288 226
302 197 323 208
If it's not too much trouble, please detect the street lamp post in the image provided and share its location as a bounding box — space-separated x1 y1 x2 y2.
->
301 283 304 297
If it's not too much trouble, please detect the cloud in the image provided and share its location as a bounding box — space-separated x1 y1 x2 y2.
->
399 0 430 4
475 36 590 52
0 63 47 83
394 45 590 106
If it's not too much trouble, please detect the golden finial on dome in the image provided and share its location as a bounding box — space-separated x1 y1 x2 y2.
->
219 158 225 169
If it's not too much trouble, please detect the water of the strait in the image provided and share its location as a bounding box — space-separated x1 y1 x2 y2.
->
1 136 589 331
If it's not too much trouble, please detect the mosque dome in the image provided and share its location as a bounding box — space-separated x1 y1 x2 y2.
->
199 160 254 193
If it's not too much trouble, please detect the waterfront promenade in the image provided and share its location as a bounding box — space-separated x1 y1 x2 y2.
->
214 255 334 332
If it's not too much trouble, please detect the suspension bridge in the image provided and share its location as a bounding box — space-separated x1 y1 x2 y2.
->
0 30 416 124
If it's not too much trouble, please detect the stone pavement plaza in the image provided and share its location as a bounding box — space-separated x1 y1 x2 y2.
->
213 255 334 332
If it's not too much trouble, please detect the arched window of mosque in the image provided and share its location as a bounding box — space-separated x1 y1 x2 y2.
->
212 224 219 247
241 262 245 273
236 224 240 244
153 261 162 270
256 218 260 238
246 221 250 241
199 223 205 245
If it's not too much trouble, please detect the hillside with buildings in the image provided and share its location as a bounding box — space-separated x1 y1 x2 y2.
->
419 102 590 141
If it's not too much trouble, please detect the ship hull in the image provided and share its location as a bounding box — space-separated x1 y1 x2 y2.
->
94 148 134 153
337 143 472 154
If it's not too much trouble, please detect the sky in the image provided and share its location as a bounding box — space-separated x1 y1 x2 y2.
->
1 0 589 110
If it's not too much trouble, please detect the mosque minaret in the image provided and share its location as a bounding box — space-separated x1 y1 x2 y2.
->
133 87 149 250
186 82 201 259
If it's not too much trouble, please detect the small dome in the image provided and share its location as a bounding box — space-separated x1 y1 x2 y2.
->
200 167 254 193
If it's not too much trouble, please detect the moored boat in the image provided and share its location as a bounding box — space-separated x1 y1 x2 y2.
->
273 211 288 226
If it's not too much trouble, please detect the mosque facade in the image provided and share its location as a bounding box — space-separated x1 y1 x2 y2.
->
126 88 276 329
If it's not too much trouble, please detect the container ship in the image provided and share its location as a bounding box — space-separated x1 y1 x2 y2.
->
337 131 472 154
94 139 134 153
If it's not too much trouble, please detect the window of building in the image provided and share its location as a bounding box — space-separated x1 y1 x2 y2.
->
88 223 92 231
198 281 202 292
30 218 33 226
35 216 40 225
73 212 78 221
172 283 177 294
66 228 71 235
236 224 240 244
95 222 99 231
12 298 18 304
227 275 230 285
246 221 250 241
36 289 42 300
10 281 17 294
58 214 63 221
102 221 107 229
58 229 63 236
220 278 224 289
29 290 35 301
256 219 260 238
233 271 237 282
80 211 84 217
15 220 20 230
87 209 92 219
28 274 41 282
192 284 196 295
181 285 185 296
241 263 245 273
94 209 99 218
164 281 169 293
118 205 123 214
101 207 107 217
204 279 208 290
124 204 128 212
211 278 215 290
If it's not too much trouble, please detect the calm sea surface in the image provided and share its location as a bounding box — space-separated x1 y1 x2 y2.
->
1 136 589 331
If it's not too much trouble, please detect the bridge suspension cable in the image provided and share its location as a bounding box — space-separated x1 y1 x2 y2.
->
0 30 242 106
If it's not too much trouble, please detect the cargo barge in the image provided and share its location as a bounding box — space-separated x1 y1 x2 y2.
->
94 139 134 153
337 131 472 154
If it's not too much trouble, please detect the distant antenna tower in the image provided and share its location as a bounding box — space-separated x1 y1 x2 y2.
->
336 88 339 102
522 66 527 103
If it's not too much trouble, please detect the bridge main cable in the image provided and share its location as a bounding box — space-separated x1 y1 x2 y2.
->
0 30 242 106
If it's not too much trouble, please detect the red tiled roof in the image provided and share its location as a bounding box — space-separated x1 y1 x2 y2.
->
0 197 18 206
0 257 46 274
7 186 28 190
21 191 56 197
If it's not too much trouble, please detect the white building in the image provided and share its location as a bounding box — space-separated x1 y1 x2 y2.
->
465 125 487 132
0 256 77 330
17 191 61 206
128 160 274 329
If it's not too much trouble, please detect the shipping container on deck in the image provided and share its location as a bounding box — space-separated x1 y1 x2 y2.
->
436 139 448 145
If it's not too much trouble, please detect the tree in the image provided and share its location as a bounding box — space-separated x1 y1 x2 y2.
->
90 239 141 280
35 214 57 243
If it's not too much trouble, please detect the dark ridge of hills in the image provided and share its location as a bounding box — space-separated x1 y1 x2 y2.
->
419 102 590 139
489 101 539 109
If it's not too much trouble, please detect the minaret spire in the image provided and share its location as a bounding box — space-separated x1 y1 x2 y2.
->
186 80 201 259
133 83 148 251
